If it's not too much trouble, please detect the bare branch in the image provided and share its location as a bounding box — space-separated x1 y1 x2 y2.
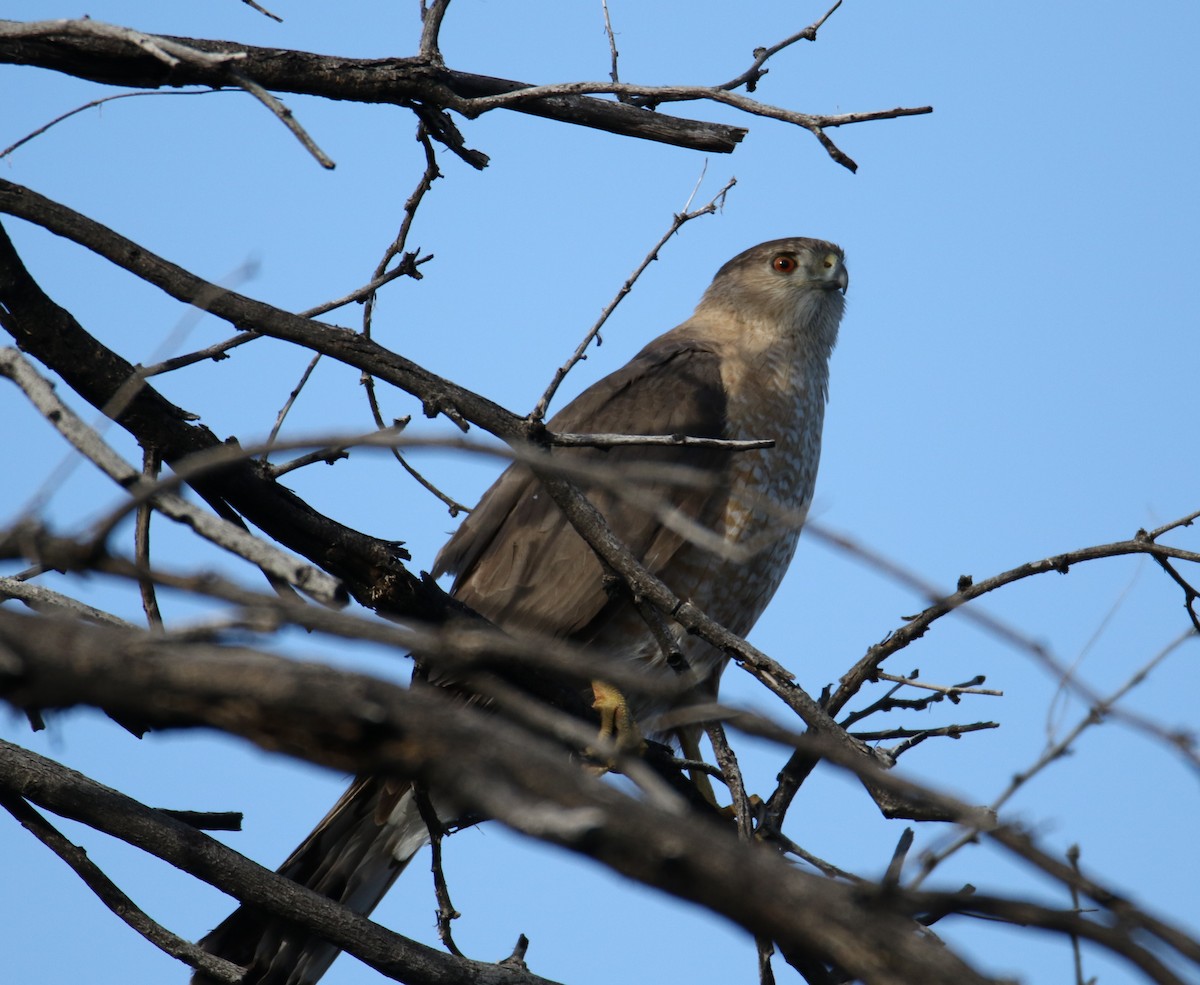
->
0 620 1008 985
913 628 1200 887
0 348 344 605
0 739 565 985
135 447 163 627
0 89 227 161
0 17 932 163
239 0 282 22
419 0 452 61
227 69 334 168
454 81 931 172
0 576 136 628
138 253 431 380
716 0 844 93
5 622 1197 983
823 519 1200 717
601 0 621 90
359 127 468 516
0 20 748 156
872 671 1003 699
0 790 244 984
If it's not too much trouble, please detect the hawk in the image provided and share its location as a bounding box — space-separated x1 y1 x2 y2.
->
196 237 848 985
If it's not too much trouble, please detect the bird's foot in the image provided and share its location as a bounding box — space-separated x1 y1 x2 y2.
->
585 680 645 773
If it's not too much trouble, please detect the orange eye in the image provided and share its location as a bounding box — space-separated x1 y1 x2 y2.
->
772 254 797 273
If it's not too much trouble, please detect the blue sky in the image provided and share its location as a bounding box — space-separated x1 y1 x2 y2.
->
2 3 1198 984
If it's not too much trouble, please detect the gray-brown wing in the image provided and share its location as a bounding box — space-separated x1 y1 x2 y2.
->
433 337 731 642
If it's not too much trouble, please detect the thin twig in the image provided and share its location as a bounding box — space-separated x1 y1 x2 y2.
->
135 447 163 628
840 670 999 729
873 722 1001 757
883 828 914 889
717 0 843 93
412 785 464 957
240 0 283 22
226 70 335 169
600 0 624 96
820 518 1200 719
0 21 329 168
528 174 736 422
911 629 1199 888
454 80 931 173
0 349 343 604
706 721 753 840
265 446 351 479
774 831 864 882
0 577 135 628
0 89 230 161
263 352 322 461
138 256 430 379
356 127 468 515
1145 509 1200 541
549 431 771 451
1066 845 1093 985
872 671 1003 699
1143 542 1200 633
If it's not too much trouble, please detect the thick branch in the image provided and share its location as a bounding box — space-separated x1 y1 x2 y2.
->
0 214 457 621
0 609 1002 985
0 739 564 985
0 20 747 156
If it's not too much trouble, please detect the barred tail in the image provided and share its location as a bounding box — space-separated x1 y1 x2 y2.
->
194 775 429 985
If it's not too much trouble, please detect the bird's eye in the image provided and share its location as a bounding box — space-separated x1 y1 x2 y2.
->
772 254 797 273
822 253 838 270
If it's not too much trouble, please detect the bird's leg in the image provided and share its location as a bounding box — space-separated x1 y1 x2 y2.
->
588 680 645 766
675 724 720 808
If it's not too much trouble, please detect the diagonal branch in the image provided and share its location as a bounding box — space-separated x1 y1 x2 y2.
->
0 178 883 776
0 789 244 983
0 738 566 985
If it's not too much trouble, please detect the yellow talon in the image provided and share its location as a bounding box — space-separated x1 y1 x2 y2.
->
588 680 645 767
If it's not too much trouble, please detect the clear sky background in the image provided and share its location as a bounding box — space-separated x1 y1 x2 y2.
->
2 3 1198 984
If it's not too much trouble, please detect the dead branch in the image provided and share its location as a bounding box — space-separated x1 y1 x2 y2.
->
2 613 1195 984
0 613 1011 985
0 790 244 984
0 739 564 985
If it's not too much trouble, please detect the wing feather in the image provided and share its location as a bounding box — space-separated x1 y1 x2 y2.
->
434 336 731 642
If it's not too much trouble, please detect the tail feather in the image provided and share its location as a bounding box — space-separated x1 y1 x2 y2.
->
195 776 430 985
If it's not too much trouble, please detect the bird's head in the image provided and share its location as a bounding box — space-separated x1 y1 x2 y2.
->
696 237 848 357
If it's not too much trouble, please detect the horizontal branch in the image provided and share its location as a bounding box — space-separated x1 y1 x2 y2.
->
4 608 1193 984
0 609 1004 985
456 80 931 171
548 431 773 451
0 19 747 157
